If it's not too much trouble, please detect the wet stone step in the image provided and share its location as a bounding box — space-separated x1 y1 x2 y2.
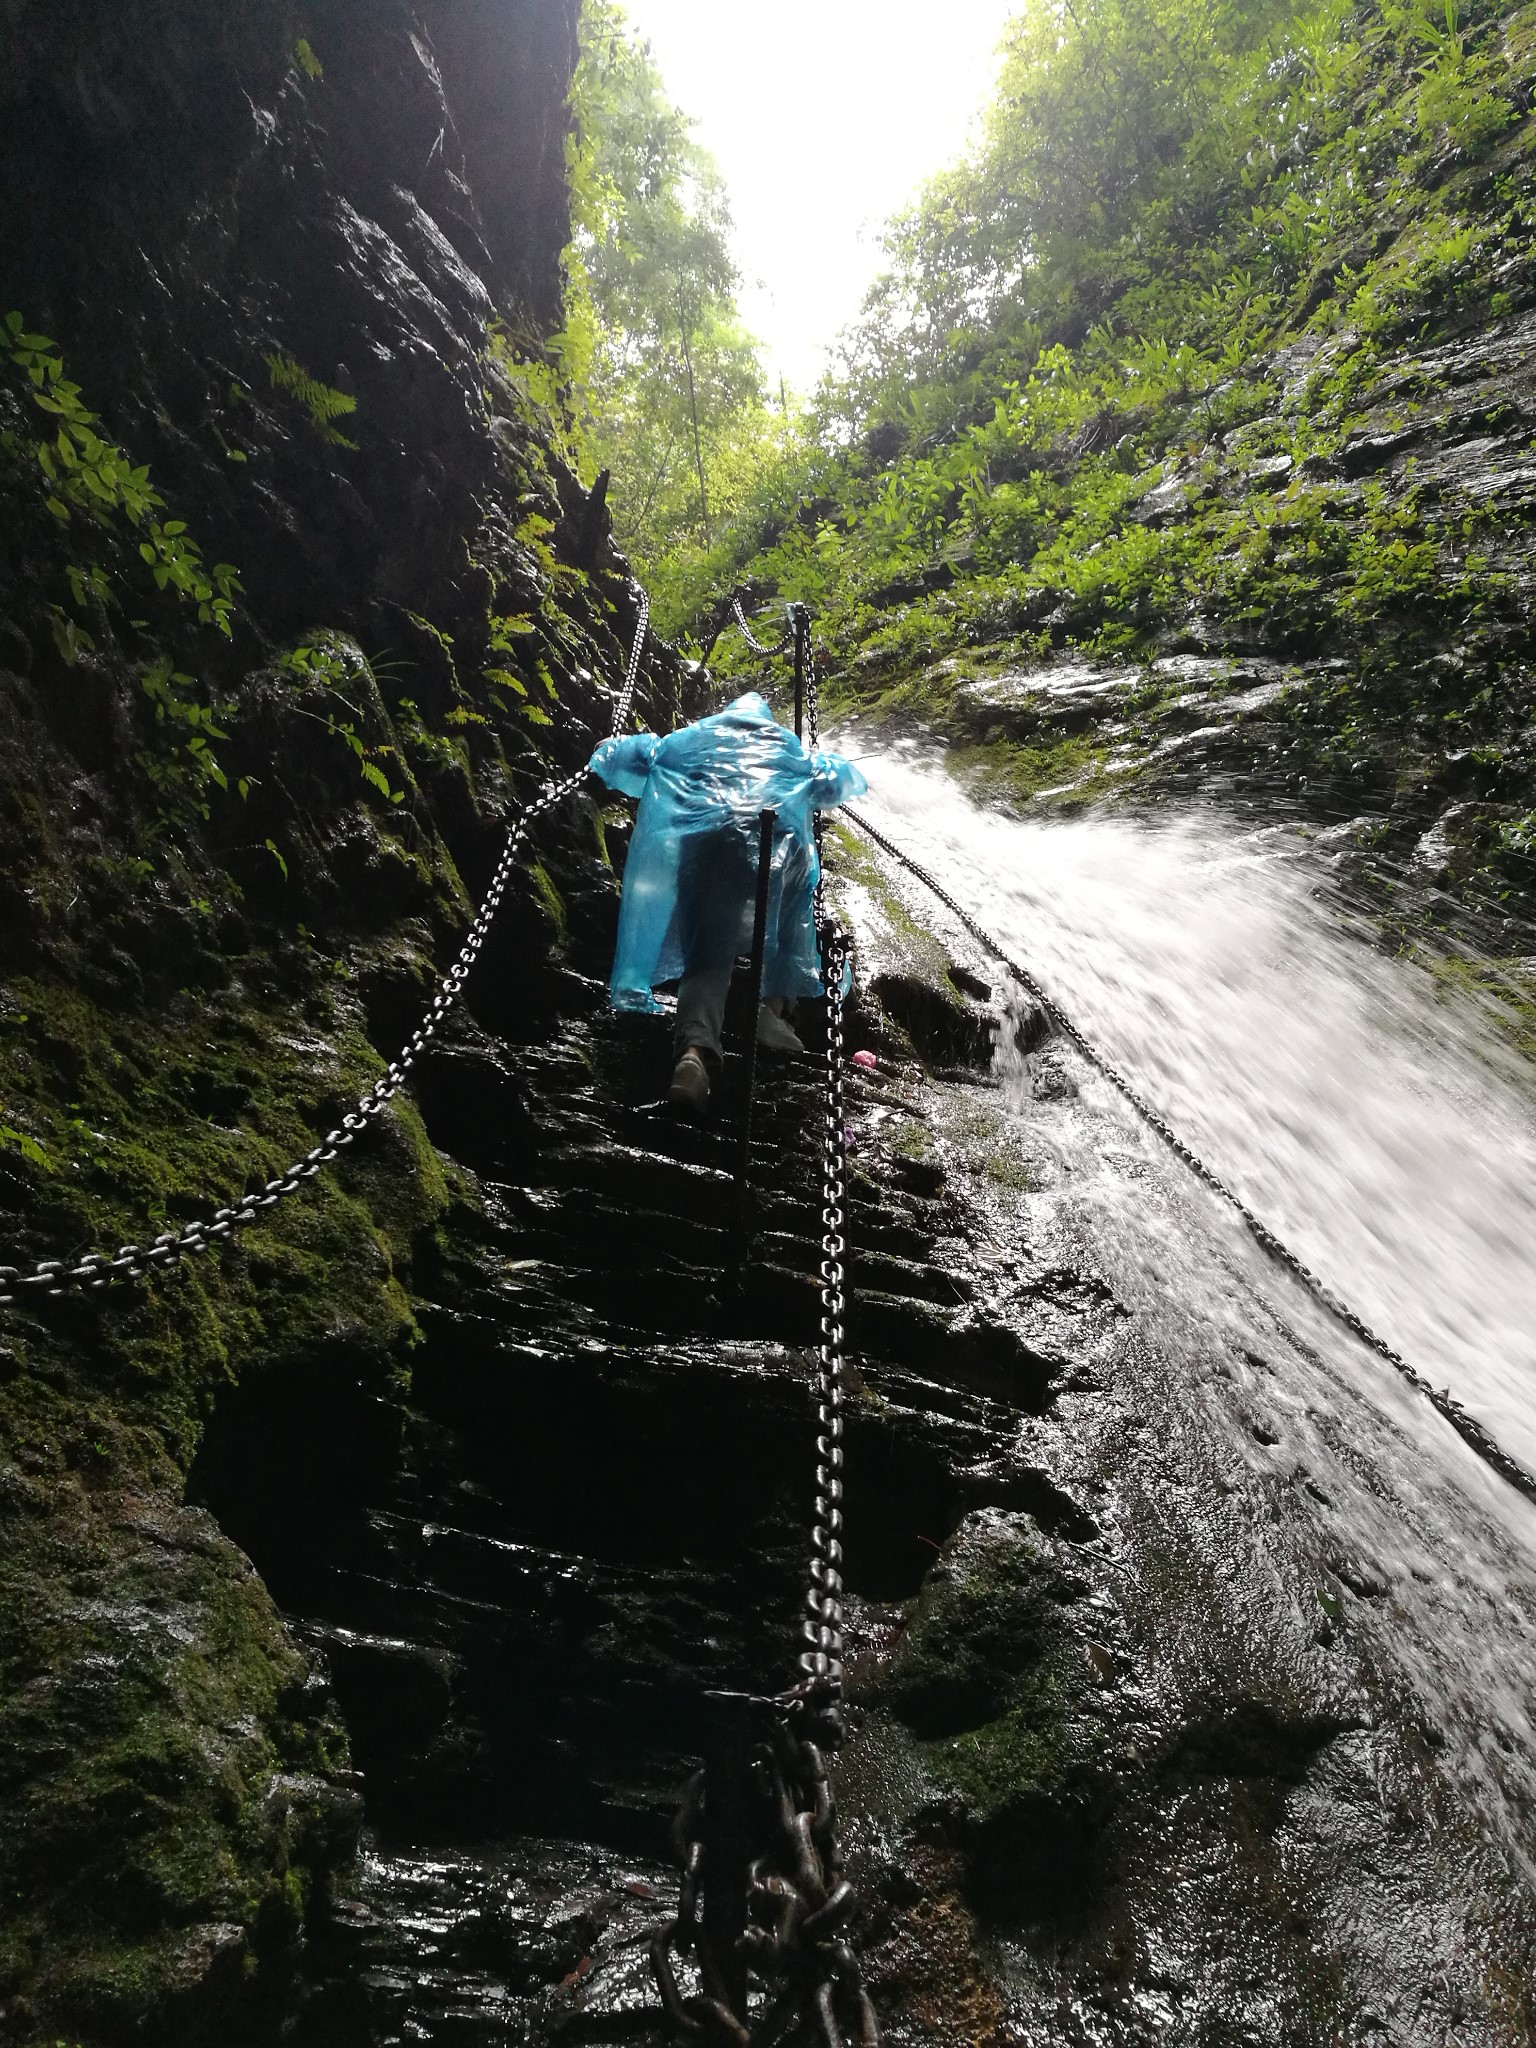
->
476 1188 736 1275
524 1146 736 1223
293 1834 674 2048
753 1231 976 1307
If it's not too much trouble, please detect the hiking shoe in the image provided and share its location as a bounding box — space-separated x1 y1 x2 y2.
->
667 1049 711 1118
757 1005 804 1053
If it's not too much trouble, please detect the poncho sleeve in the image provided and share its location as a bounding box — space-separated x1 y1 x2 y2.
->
808 750 868 809
588 731 661 799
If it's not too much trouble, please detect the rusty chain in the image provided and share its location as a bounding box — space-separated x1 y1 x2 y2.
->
0 593 650 1312
651 1717 878 2048
844 804 1536 1510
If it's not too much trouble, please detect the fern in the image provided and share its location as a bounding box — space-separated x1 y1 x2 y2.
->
264 350 359 448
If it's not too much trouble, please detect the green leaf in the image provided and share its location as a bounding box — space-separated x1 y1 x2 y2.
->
0 1121 51 1171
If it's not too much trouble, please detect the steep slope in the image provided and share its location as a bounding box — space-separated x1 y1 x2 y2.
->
699 0 1536 957
4 6 1536 2046
0 4 650 2035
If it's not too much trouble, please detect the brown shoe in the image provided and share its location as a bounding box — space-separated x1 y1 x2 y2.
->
667 1049 711 1119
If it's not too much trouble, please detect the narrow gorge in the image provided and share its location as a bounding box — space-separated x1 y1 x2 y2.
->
1 6 1534 2047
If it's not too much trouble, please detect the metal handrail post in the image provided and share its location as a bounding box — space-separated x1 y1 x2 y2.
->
734 807 777 1244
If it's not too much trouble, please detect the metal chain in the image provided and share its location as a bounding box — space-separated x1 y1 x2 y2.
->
0 600 652 1312
801 917 849 1730
650 616 877 2047
652 1718 879 2048
844 805 1536 1510
802 636 820 754
731 595 795 662
610 586 650 733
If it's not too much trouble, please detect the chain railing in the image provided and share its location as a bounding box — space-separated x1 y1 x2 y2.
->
845 804 1536 1510
649 597 876 2047
0 591 650 1311
731 594 795 662
801 920 848 1730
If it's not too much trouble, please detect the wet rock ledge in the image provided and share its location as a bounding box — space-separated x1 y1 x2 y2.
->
0 5 1534 2045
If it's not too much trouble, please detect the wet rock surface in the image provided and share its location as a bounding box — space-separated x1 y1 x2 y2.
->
169 867 1536 2046
2 6 1536 2044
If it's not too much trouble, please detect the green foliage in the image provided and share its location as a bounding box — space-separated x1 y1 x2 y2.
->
137 660 242 823
293 36 324 81
0 1117 52 1171
280 641 405 803
3 313 241 637
264 350 358 448
659 0 1535 702
565 3 786 624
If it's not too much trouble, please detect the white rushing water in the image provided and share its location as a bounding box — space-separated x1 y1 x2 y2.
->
849 740 1536 1484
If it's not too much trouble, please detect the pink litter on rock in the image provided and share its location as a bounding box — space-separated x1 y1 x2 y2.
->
851 1050 878 1070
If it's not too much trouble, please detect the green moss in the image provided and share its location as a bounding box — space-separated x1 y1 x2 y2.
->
877 1515 1106 1852
1414 948 1536 1060
935 1660 1082 1818
982 1149 1037 1194
888 1117 937 1165
525 858 569 944
947 729 1127 811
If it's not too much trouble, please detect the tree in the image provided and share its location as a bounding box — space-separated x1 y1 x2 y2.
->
564 1 777 599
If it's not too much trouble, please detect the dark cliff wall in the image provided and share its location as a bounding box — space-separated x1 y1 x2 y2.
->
0 5 666 2040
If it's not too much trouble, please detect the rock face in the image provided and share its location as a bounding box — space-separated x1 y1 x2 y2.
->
0 4 634 2038
3 8 1536 2048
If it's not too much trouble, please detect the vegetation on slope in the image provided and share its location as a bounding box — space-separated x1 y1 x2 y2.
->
559 1 790 618
595 0 1536 917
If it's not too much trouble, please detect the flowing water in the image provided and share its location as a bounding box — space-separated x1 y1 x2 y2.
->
851 740 1536 1482
847 738 1536 1886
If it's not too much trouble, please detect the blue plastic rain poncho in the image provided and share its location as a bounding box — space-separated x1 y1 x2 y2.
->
588 693 867 1015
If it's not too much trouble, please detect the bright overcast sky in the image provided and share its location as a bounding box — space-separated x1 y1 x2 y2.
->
615 0 1021 395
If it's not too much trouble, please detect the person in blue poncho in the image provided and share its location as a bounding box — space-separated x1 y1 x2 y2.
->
588 693 867 1116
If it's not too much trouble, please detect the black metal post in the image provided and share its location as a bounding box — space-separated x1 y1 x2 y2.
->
697 1712 755 2022
735 808 777 1239
791 605 807 742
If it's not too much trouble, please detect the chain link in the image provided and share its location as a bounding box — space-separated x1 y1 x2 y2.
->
0 600 652 1313
731 595 795 662
801 917 848 1731
801 635 820 754
649 612 876 2046
610 586 651 733
844 805 1536 1509
651 1717 878 2048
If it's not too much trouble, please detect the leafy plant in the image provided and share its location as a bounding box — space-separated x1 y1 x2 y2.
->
137 659 245 822
281 641 405 803
3 312 241 635
264 350 359 448
0 1117 51 1171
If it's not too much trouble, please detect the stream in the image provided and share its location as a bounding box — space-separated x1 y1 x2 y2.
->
849 737 1536 1485
846 737 1536 1899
